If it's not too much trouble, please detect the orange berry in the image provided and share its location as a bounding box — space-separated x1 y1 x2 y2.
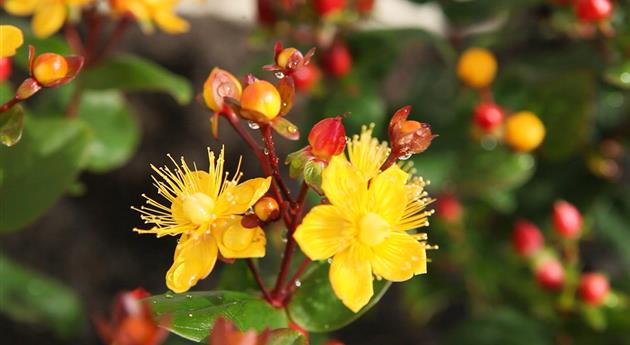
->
504 111 545 152
33 53 68 86
254 196 280 222
457 48 497 89
240 80 281 120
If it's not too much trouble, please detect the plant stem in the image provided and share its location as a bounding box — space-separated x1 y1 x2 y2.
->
0 97 21 113
260 124 293 203
64 24 85 56
91 16 130 66
380 152 398 171
283 257 312 298
65 83 83 118
246 259 275 305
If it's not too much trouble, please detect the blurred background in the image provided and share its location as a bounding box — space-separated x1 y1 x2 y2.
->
1 0 629 344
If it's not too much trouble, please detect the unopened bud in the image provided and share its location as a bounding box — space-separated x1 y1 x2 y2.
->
203 67 242 112
388 106 436 158
308 116 346 161
254 196 280 222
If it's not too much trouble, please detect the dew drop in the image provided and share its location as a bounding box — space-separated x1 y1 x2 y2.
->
399 153 412 160
165 293 173 299
295 280 302 287
327 258 333 264
217 82 232 98
185 294 193 299
274 71 285 79
248 121 260 130
287 125 297 134
263 148 270 155
188 313 194 317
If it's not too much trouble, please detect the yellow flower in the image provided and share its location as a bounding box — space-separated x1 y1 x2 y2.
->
294 128 433 313
133 148 271 293
3 0 93 38
0 25 24 58
111 0 189 34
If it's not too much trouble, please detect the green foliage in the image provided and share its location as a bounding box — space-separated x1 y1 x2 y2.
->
267 329 308 345
0 116 91 231
78 90 140 172
287 262 391 332
0 253 84 337
80 54 192 104
148 291 288 342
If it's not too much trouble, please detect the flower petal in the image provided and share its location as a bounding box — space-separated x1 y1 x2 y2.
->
32 2 66 38
4 0 37 15
214 217 266 258
166 233 218 293
321 155 367 218
294 205 354 260
371 232 426 282
329 245 373 313
0 25 24 58
215 177 271 216
368 165 408 226
154 10 189 34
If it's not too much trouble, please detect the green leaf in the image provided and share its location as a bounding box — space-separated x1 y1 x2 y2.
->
0 104 25 146
0 116 91 231
80 54 192 104
287 262 391 332
452 146 535 197
267 329 307 345
0 253 84 337
78 90 140 172
148 291 288 342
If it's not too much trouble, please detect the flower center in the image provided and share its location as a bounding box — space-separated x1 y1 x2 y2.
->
222 223 255 251
182 192 215 225
358 212 390 246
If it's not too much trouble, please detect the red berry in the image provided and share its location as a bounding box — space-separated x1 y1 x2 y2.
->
535 259 565 291
293 63 321 92
355 0 375 13
473 102 504 131
257 0 276 26
0 57 12 81
322 41 352 77
575 0 613 22
578 273 610 306
314 0 346 17
512 220 544 257
435 193 462 223
552 200 583 238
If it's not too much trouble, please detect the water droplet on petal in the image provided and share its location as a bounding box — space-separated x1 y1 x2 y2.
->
248 121 260 130
399 153 412 160
327 258 333 264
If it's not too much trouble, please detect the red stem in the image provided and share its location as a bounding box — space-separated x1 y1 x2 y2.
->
64 24 85 56
246 259 276 305
379 152 398 171
283 258 312 298
84 9 103 64
90 16 130 66
0 97 21 113
260 124 293 203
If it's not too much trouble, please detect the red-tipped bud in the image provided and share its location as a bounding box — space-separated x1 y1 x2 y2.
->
388 106 436 158
578 273 610 306
308 116 346 161
535 259 565 291
575 0 613 22
293 63 321 92
323 40 352 77
314 0 346 17
435 193 462 223
254 196 280 222
552 200 583 238
473 102 504 131
0 57 12 81
512 220 544 257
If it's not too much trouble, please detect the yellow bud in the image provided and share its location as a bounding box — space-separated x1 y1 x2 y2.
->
277 48 299 69
254 196 280 222
240 80 281 120
457 48 497 89
203 67 242 112
33 53 68 86
504 111 545 152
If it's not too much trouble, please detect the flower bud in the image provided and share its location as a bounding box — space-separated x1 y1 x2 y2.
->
552 200 582 238
254 196 280 222
435 193 462 223
293 63 321 92
578 273 610 306
33 53 68 86
457 48 497 89
535 259 565 291
0 57 11 81
203 67 242 112
388 106 436 158
473 102 504 132
240 80 281 120
314 0 346 17
276 47 302 69
323 40 352 77
504 111 545 152
512 220 544 257
308 116 346 161
575 0 613 22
